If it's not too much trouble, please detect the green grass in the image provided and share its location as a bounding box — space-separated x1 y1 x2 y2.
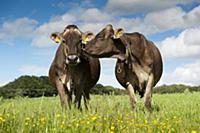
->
0 92 200 133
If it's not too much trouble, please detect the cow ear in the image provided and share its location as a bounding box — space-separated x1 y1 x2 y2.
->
105 24 114 39
114 28 124 39
50 32 62 43
82 32 95 45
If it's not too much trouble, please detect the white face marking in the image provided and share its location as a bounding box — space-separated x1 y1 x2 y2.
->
66 59 69 64
77 58 80 63
74 28 81 35
63 29 70 36
66 79 71 92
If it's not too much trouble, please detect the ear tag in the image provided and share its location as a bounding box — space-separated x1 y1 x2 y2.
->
82 36 90 45
54 36 61 43
114 31 122 39
114 28 124 39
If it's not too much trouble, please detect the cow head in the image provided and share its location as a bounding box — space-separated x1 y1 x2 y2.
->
50 25 84 65
83 24 126 61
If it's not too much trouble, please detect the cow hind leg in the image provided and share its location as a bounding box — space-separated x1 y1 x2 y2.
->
144 73 154 112
126 82 137 111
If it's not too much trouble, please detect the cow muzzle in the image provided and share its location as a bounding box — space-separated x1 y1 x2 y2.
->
66 55 80 65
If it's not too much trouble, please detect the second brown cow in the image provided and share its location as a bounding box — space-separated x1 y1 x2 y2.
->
83 24 163 112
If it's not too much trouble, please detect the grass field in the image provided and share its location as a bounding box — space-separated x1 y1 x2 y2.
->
0 92 200 133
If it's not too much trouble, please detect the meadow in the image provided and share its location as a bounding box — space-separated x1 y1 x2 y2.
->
0 92 200 133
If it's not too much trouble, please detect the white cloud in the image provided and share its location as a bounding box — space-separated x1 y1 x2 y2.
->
116 5 200 34
80 22 106 33
80 8 112 23
142 7 185 33
31 13 77 47
1 4 199 47
160 27 200 59
0 17 38 43
31 8 112 47
162 61 200 86
106 0 195 15
183 4 200 27
19 65 48 76
32 6 114 47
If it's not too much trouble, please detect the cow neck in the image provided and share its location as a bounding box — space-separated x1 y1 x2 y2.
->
80 50 89 61
114 34 133 74
118 34 132 64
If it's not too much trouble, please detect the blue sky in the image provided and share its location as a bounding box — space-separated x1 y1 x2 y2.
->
0 0 200 88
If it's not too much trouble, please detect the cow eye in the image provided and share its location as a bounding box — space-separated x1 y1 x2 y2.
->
62 39 66 43
98 37 104 41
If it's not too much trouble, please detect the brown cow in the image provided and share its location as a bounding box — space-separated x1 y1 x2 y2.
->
83 24 163 112
49 25 100 110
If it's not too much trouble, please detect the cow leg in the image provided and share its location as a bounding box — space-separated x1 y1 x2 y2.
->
144 73 154 112
126 82 137 110
55 79 68 110
83 96 89 110
74 90 83 110
66 91 72 109
82 91 90 110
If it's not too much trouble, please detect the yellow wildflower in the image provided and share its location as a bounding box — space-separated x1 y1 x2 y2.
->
25 117 31 121
56 114 61 118
40 117 45 121
91 116 97 121
110 126 115 130
40 117 45 124
0 117 6 122
76 123 79 127
60 124 64 128
191 130 197 133
153 120 157 125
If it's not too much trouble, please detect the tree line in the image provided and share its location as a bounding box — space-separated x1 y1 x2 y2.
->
0 75 200 98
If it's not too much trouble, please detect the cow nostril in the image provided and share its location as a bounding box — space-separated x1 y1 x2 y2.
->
74 56 78 61
67 55 78 62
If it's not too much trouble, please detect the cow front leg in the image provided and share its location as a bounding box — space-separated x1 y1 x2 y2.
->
144 73 154 112
56 79 68 110
126 82 137 110
74 90 83 110
83 90 90 110
83 96 89 110
66 91 72 109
